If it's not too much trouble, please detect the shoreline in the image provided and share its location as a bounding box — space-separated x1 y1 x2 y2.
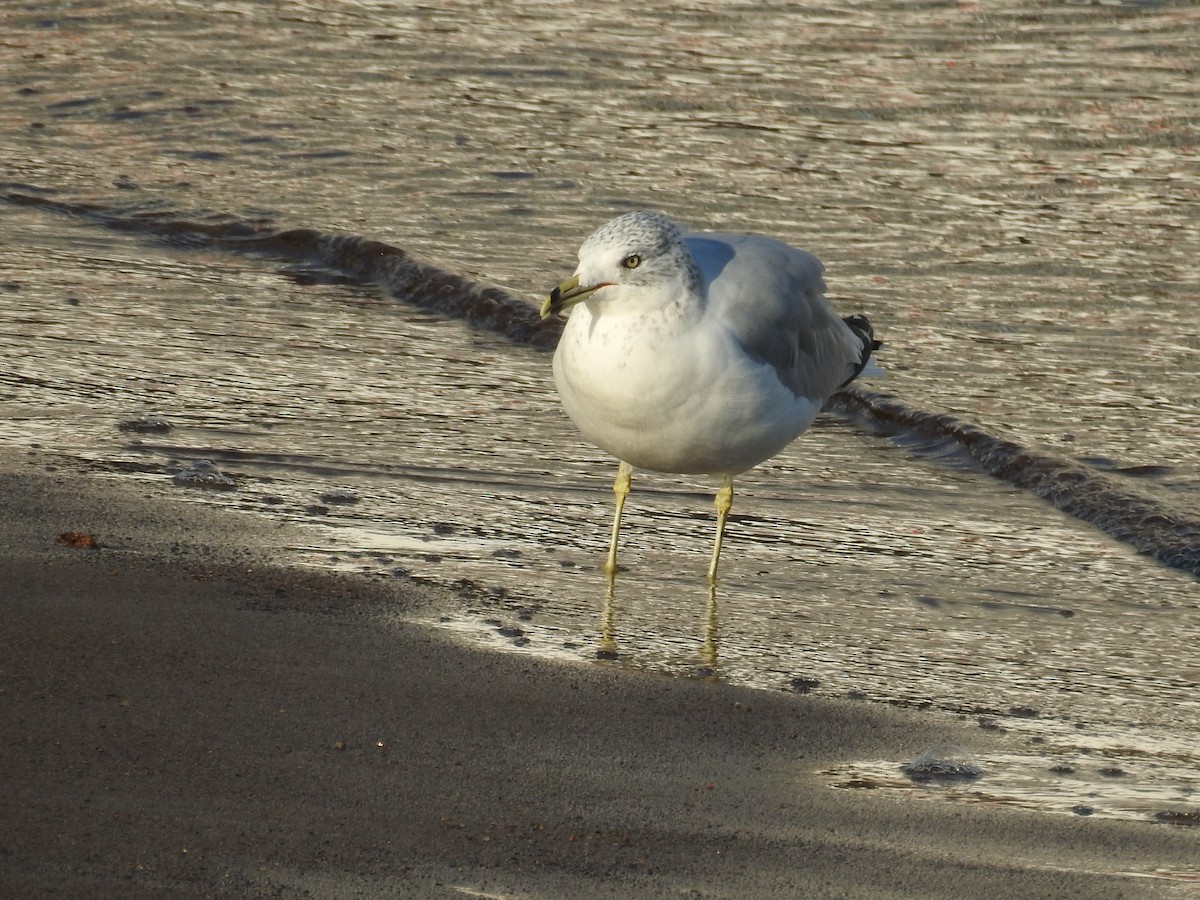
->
2 448 1196 898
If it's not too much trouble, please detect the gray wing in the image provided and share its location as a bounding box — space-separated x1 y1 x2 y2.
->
685 232 866 402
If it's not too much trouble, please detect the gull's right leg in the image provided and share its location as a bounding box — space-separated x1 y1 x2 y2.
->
604 461 632 577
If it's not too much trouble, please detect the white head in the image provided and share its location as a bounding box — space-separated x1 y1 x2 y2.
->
541 211 701 318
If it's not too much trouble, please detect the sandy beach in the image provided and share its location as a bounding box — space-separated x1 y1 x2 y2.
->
1 448 1196 899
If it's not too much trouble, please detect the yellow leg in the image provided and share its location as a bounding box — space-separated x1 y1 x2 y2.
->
706 475 733 583
604 461 632 577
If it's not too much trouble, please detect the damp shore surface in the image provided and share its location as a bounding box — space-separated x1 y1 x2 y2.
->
2 0 1199 893
2 449 1198 898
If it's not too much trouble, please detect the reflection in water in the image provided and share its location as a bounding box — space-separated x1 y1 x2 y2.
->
597 578 619 661
701 583 719 673
599 574 722 674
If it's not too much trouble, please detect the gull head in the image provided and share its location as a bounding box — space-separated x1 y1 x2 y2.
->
541 211 699 318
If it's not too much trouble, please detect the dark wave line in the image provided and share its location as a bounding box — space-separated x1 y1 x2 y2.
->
831 387 1200 578
1 184 561 348
5 184 1196 578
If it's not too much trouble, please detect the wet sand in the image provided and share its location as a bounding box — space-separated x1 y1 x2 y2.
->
2 448 1196 899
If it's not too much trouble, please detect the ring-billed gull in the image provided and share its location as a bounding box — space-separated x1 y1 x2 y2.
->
541 211 880 581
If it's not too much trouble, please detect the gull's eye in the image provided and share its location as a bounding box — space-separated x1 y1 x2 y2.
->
622 254 642 270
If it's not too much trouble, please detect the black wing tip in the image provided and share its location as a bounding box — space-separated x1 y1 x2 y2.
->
843 314 881 348
841 314 881 387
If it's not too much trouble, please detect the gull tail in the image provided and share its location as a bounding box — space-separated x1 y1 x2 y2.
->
840 314 883 386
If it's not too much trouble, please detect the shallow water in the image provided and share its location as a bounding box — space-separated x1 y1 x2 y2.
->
2 0 1199 836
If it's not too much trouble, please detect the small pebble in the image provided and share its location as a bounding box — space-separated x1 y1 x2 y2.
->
318 489 359 505
172 459 236 490
902 743 984 782
118 416 172 434
1154 809 1200 826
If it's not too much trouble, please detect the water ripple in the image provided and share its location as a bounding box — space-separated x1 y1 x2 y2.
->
3 183 1194 578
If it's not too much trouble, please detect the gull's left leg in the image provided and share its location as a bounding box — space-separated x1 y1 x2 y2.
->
706 475 734 582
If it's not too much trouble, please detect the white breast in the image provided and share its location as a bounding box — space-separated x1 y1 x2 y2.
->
552 300 822 476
